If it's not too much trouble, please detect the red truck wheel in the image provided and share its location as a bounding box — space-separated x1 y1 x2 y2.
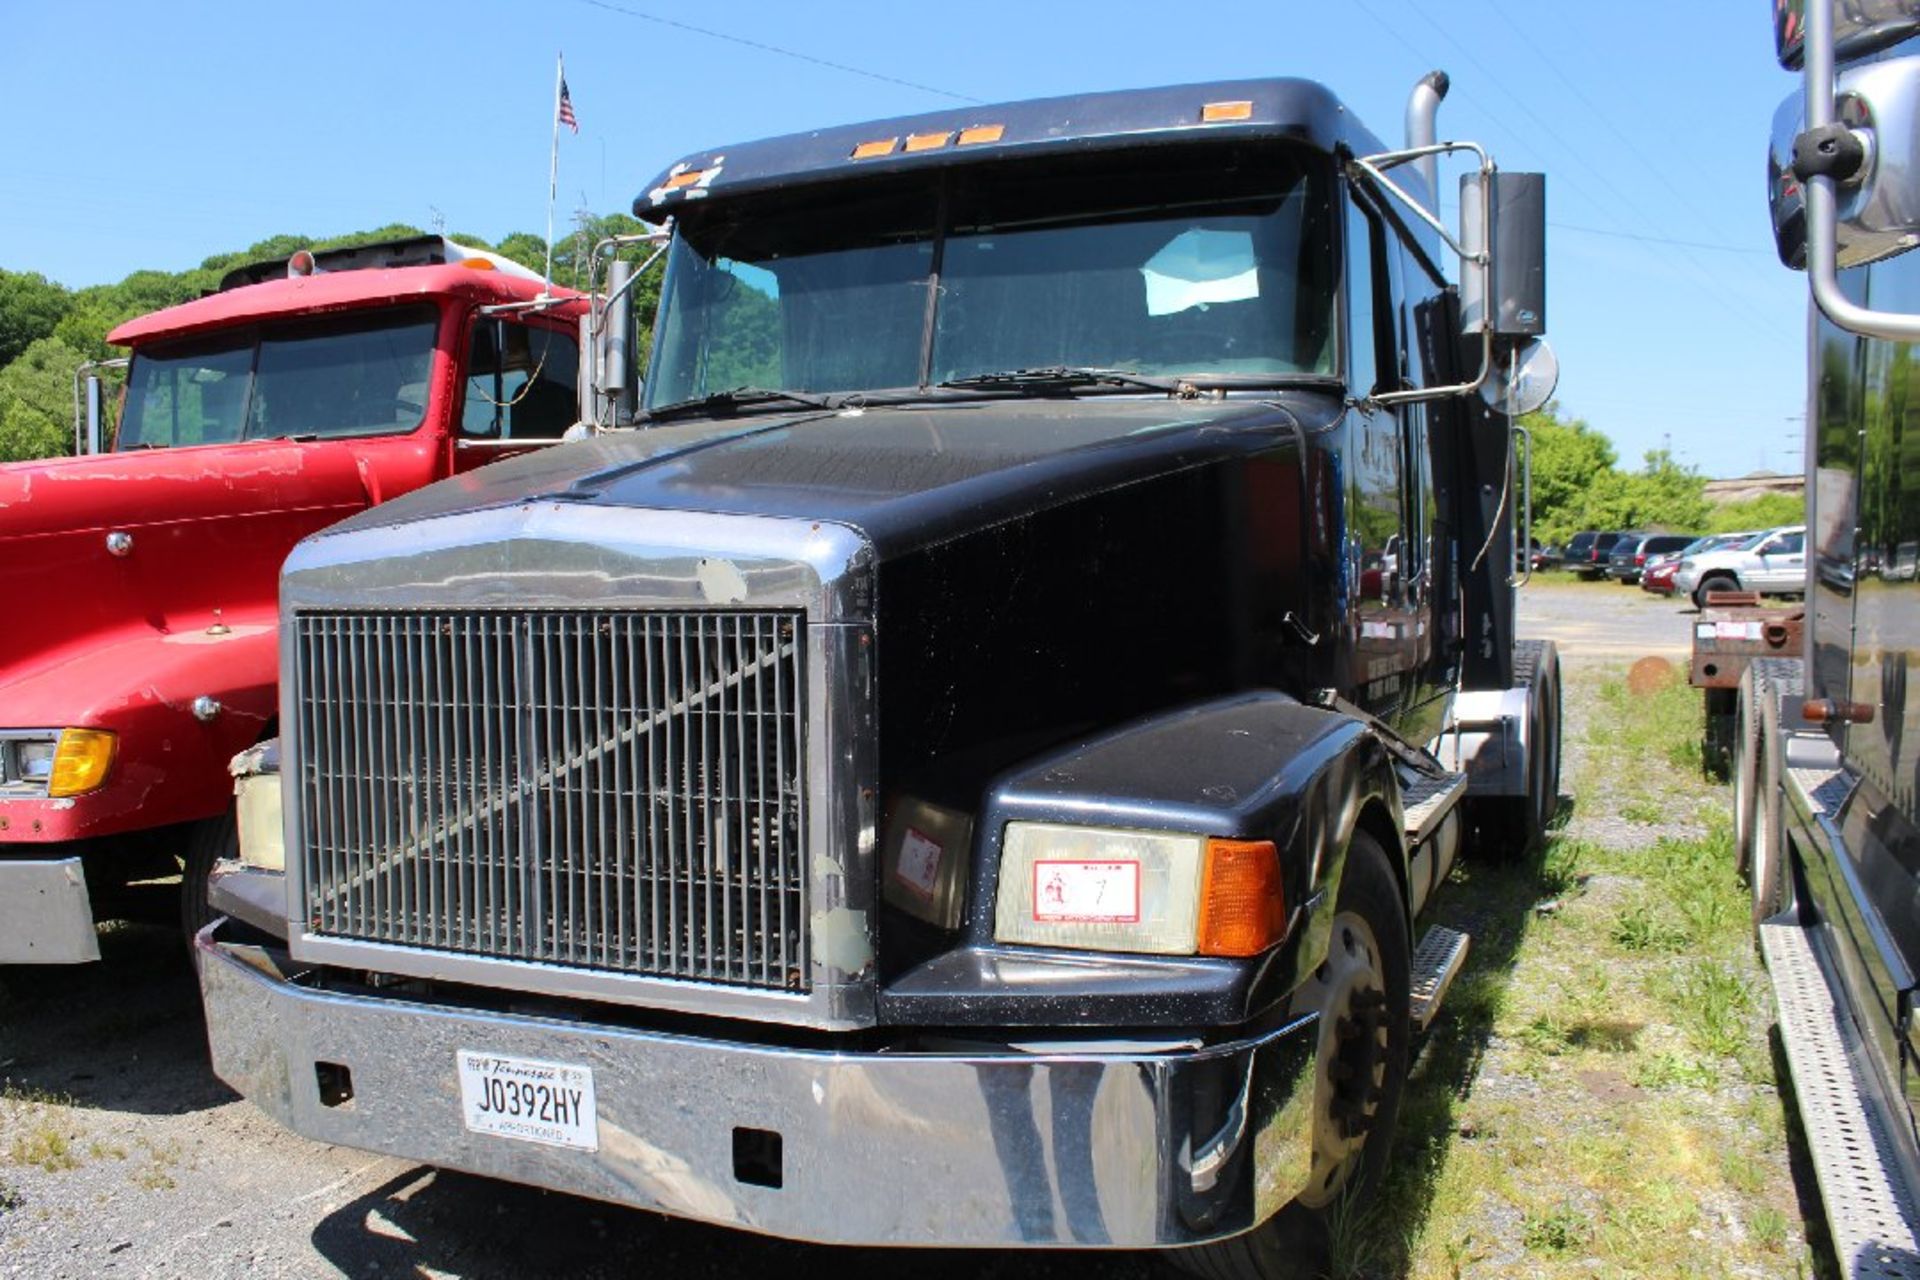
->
179 812 237 947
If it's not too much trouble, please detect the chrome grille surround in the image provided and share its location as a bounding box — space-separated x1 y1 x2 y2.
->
280 502 878 1030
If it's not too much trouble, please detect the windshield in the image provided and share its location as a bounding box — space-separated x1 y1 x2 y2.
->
118 306 439 449
646 146 1336 409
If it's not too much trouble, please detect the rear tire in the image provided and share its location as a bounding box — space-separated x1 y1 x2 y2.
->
1745 660 1800 926
1173 830 1410 1280
1468 641 1561 861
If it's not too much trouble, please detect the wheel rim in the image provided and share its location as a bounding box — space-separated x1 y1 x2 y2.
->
1297 910 1390 1208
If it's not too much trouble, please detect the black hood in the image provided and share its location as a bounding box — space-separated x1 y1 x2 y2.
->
323 392 1342 559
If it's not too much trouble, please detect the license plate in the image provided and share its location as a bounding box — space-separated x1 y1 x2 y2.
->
456 1051 598 1151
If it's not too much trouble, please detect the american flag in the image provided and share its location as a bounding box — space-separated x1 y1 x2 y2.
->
558 78 579 134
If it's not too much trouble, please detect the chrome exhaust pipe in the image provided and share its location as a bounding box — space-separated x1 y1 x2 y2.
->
1405 69 1450 213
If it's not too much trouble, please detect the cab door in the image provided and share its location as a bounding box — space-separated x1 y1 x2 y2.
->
453 313 582 475
1343 187 1419 726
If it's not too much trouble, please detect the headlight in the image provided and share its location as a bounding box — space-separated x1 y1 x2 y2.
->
13 740 57 783
235 772 285 872
993 822 1286 957
47 730 117 798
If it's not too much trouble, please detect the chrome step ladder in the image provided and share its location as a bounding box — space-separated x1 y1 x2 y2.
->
1761 917 1920 1279
1409 924 1470 1033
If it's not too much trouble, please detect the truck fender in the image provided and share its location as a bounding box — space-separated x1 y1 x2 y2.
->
5 622 280 837
974 690 1407 1003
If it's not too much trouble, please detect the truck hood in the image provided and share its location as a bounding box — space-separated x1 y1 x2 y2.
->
0 440 397 537
316 392 1342 559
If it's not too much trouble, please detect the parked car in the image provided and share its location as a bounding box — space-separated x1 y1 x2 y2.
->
1609 532 1698 584
1642 556 1682 594
1643 532 1757 595
1673 525 1807 609
1564 529 1629 580
1532 542 1563 571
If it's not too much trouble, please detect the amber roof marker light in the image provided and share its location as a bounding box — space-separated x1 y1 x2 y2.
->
1201 100 1254 123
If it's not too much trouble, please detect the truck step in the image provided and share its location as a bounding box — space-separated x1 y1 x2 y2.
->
1760 918 1920 1278
1402 770 1468 843
1408 924 1470 1033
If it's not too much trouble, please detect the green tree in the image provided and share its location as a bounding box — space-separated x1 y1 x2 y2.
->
1524 405 1618 542
54 271 205 361
0 335 88 461
1706 492 1803 533
0 269 73 367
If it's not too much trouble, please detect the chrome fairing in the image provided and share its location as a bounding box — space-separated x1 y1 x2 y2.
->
277 501 880 1030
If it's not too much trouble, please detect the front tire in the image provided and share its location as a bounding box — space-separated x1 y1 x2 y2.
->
1175 830 1411 1280
178 811 237 947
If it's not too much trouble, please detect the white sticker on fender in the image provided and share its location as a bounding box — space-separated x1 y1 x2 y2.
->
457 1051 598 1151
1032 860 1140 924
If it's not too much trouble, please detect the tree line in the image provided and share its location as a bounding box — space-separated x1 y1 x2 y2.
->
0 216 659 463
1521 407 1803 546
0 231 1802 545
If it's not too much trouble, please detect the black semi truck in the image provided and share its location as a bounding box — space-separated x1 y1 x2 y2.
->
1729 2 1920 1275
197 74 1558 1272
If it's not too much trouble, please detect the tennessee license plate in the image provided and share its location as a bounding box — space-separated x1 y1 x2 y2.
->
456 1051 598 1151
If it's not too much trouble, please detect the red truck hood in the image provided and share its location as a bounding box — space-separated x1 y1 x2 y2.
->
0 436 434 692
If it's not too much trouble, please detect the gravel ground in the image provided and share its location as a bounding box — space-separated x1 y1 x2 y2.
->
0 578 1760 1279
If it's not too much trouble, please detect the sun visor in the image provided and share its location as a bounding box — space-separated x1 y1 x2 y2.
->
1141 227 1260 316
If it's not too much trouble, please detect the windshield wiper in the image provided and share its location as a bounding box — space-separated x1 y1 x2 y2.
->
936 367 1184 395
647 386 839 421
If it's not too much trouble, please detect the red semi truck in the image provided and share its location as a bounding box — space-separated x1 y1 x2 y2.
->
0 235 587 962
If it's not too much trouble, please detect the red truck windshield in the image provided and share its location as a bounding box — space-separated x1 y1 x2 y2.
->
117 306 439 449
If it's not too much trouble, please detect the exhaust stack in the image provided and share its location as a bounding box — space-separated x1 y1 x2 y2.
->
1405 70 1451 213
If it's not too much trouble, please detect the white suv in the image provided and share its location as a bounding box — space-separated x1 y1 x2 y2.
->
1673 525 1806 609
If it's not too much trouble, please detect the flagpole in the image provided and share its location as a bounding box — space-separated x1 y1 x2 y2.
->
545 52 564 296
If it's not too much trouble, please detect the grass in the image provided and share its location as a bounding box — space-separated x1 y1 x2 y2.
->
1354 665 1812 1277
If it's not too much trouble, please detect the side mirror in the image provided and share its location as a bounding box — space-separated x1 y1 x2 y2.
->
1460 171 1547 339
84 375 105 455
1775 0 1920 70
600 259 639 425
1770 56 1920 270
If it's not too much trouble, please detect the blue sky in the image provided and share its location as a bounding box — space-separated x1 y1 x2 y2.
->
0 1 1803 476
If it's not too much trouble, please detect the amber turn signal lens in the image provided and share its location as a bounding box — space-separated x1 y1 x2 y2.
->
47 729 117 798
1196 838 1286 957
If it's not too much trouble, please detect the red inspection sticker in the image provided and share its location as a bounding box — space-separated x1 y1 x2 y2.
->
1031 860 1141 924
894 827 943 901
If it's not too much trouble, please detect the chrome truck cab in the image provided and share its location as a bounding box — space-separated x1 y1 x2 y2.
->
1739 2 1920 1273
200 74 1558 1266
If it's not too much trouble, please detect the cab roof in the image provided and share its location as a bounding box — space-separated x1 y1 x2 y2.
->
635 76 1398 215
108 266 585 348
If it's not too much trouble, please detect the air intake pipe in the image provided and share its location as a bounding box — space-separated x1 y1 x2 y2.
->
1405 70 1451 214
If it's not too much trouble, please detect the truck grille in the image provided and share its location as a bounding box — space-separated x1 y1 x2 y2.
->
292 609 808 991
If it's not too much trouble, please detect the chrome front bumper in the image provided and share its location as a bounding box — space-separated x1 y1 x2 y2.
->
0 856 100 963
198 923 1317 1249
